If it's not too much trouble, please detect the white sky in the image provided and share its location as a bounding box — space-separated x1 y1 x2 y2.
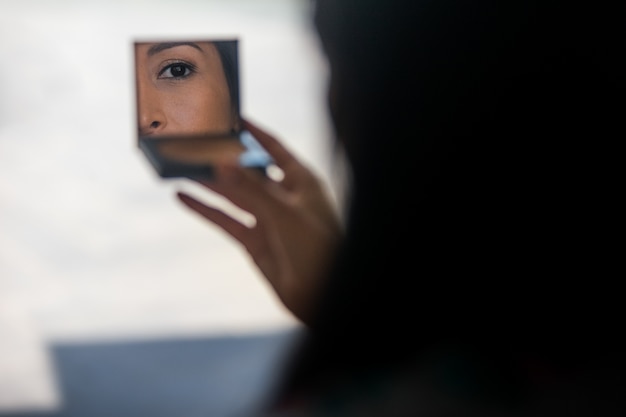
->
0 0 338 410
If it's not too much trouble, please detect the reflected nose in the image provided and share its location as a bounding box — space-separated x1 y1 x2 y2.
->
137 81 167 136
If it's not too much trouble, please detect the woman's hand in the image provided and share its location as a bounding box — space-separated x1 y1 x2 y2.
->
176 119 343 325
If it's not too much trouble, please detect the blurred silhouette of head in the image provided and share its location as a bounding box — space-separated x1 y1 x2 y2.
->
311 0 625 360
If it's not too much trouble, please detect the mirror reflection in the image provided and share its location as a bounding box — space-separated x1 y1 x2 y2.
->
134 39 271 178
135 39 240 137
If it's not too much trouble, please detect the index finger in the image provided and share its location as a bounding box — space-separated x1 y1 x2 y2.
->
242 118 320 191
242 118 300 171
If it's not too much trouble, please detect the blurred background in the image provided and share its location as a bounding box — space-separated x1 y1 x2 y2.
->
0 0 338 415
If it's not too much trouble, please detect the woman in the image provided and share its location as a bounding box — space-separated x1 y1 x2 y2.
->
179 0 625 415
134 39 240 137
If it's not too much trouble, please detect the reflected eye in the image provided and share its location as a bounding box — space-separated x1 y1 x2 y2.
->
158 62 196 79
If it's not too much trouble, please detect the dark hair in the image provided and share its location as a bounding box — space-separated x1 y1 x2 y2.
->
318 0 624 349
214 39 240 122
271 0 626 409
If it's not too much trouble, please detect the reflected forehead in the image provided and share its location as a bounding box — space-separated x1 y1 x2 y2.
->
145 41 206 57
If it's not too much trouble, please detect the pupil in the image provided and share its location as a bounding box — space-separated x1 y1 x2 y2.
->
171 65 185 77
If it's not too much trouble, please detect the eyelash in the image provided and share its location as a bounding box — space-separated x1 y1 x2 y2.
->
157 60 197 80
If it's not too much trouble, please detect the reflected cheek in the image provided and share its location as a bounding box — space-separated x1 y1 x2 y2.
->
161 96 200 133
162 87 231 135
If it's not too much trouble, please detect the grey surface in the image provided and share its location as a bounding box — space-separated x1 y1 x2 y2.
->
0 329 302 417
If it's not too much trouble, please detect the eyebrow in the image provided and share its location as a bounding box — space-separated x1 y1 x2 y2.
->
146 42 203 57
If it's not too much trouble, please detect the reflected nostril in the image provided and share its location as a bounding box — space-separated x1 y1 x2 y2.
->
150 121 161 129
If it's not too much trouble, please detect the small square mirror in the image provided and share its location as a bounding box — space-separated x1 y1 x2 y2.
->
133 38 272 179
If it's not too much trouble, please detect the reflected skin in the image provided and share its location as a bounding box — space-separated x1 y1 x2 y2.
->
135 41 237 136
